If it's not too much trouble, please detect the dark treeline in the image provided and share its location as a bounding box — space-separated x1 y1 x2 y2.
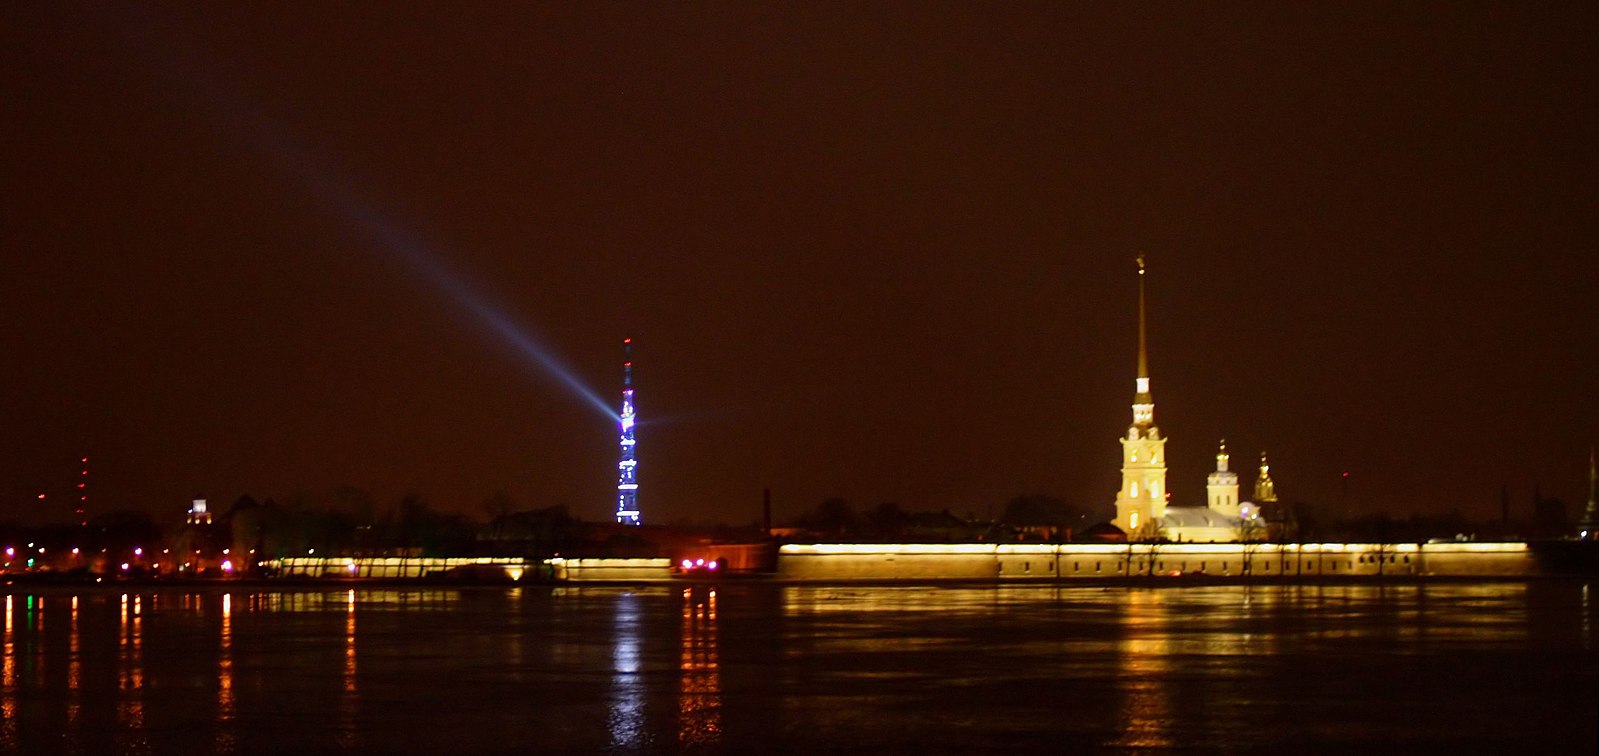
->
0 489 595 571
2 489 1580 573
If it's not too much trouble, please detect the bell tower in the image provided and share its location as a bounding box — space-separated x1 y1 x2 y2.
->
1114 256 1167 538
1253 452 1278 503
1207 440 1240 518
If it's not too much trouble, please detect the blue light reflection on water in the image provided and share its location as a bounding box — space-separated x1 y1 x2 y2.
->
608 591 645 750
0 583 1592 753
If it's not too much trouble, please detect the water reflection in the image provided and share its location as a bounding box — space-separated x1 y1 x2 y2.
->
678 588 720 748
338 589 358 750
0 582 1582 752
214 593 235 753
1114 589 1172 748
33 597 42 684
119 593 147 753
2 596 14 747
610 592 645 749
1584 584 1591 653
68 596 80 737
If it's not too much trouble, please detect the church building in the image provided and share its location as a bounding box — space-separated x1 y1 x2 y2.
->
1111 256 1271 543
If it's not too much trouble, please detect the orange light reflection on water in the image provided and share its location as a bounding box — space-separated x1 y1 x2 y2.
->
678 588 721 748
67 597 80 735
1114 589 1172 749
338 589 358 750
118 593 146 752
1 596 14 748
216 593 234 754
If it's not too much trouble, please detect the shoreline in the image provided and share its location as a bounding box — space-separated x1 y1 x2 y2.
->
2 572 1594 593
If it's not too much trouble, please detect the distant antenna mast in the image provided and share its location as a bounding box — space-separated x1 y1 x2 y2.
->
614 338 641 525
76 456 88 526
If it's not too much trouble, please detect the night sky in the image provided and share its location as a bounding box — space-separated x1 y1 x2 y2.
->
3 3 1596 527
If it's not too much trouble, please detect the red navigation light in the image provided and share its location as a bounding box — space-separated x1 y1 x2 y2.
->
36 494 45 501
623 338 632 344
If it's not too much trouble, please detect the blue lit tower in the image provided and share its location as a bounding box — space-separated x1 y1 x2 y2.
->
615 338 641 525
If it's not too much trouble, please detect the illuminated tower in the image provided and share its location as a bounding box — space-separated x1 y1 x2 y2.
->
1253 452 1278 503
188 497 212 525
1114 255 1167 538
1207 440 1241 519
1579 446 1597 540
614 338 641 525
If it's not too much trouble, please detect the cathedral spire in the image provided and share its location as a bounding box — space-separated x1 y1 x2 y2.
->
1131 255 1154 428
1137 254 1148 379
1114 255 1166 538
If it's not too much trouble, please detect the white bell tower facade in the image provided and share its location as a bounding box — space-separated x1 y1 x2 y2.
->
1207 440 1241 519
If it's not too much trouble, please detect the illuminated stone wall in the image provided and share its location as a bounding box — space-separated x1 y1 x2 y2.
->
771 542 1538 581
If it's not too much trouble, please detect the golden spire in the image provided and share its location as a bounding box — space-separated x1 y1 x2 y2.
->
1136 254 1148 379
1130 254 1154 427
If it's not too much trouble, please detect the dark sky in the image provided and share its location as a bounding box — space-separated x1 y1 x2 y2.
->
3 3 1596 528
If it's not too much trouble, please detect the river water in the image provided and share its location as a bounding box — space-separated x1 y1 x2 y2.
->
0 581 1594 754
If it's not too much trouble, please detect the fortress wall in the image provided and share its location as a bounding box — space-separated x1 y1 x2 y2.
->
777 544 1000 580
1416 543 1535 575
266 543 1542 583
769 543 1542 581
550 557 673 581
276 556 532 579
